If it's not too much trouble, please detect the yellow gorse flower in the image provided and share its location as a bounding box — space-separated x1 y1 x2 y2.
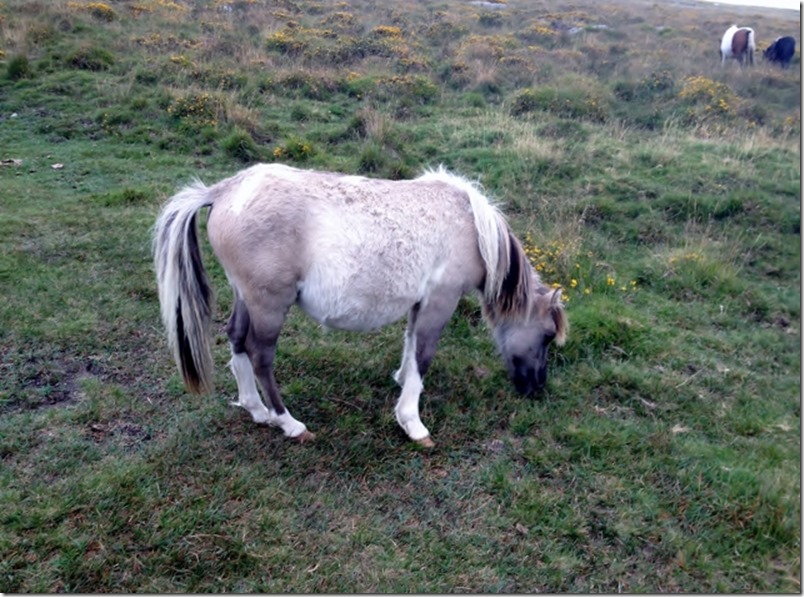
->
522 233 637 302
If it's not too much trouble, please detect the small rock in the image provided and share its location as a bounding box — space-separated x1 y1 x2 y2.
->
486 438 505 453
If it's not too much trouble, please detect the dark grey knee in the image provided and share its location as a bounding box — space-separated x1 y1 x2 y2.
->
226 299 250 353
416 328 444 378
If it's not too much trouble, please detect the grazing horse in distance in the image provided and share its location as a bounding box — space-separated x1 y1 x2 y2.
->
153 164 568 447
720 24 755 66
764 36 796 68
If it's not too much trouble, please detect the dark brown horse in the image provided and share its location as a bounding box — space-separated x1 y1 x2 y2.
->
720 25 755 66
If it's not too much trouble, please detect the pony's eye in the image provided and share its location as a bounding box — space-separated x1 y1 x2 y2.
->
543 332 556 345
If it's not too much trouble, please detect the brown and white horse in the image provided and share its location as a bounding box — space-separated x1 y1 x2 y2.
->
153 164 568 447
720 24 755 66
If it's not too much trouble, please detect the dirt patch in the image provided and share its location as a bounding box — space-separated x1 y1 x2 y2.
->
85 420 153 451
1 354 86 412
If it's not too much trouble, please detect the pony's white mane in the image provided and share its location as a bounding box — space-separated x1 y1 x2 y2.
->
417 166 511 304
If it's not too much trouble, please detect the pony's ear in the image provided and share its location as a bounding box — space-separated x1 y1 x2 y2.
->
551 288 562 305
550 288 568 346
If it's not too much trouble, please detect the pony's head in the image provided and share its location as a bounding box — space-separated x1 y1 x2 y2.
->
492 281 567 395
442 167 569 396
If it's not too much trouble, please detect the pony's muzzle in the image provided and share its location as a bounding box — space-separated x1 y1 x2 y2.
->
510 356 547 396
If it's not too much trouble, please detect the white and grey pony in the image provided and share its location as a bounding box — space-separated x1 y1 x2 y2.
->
153 164 568 447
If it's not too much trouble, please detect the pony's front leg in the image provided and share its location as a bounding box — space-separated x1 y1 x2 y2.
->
394 295 459 447
395 353 432 447
394 305 433 445
393 312 417 386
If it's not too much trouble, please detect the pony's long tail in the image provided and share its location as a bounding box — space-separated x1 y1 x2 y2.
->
153 181 215 394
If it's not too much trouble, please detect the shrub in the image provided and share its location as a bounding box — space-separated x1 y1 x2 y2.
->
611 76 672 130
370 25 403 39
6 55 32 80
422 19 466 42
322 11 358 29
478 11 504 27
357 142 386 173
511 86 607 122
521 21 561 49
266 26 336 59
289 103 311 122
464 92 487 108
167 93 219 127
438 60 471 89
134 69 159 86
265 29 308 55
265 72 337 100
377 74 438 105
65 45 114 71
341 73 375 99
614 70 675 103
677 76 738 125
222 128 262 163
85 2 116 21
189 67 247 91
26 23 57 44
321 35 397 64
273 137 316 161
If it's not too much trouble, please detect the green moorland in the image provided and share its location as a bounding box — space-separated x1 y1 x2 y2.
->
0 0 800 592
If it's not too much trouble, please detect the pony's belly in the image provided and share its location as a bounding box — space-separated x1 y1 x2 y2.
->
297 283 413 332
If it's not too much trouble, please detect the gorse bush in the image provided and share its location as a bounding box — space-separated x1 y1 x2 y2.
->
522 234 638 303
265 28 311 55
83 2 117 21
678 75 739 124
167 93 219 127
272 136 315 161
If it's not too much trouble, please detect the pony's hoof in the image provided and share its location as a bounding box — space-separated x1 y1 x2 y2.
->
415 436 435 449
292 430 316 443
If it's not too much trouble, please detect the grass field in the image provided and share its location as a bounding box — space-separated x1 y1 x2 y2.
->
0 0 800 592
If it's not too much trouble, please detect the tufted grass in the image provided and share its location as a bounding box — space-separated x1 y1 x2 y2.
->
0 0 799 592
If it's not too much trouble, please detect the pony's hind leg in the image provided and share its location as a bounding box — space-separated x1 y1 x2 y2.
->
227 298 275 423
227 298 311 441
